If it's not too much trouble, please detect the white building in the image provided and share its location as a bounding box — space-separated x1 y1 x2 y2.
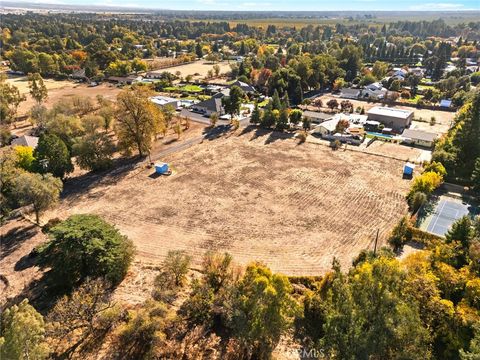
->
150 96 180 109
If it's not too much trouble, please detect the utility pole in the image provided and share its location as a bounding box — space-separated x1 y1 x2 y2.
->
373 228 379 256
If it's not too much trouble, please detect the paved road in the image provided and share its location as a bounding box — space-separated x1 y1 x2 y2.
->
180 108 250 127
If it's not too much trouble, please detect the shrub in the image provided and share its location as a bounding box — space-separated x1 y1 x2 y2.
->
407 171 443 201
388 216 413 251
37 214 135 289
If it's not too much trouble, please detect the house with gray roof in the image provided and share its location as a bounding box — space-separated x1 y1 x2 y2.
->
11 135 39 149
401 129 438 148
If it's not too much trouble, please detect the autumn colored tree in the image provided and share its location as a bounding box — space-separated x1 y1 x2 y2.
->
115 86 164 157
0 299 50 360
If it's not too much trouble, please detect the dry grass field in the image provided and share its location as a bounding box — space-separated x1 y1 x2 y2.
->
7 76 122 116
45 129 411 276
149 60 232 81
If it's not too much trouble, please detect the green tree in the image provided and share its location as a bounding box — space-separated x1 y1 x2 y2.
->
372 61 388 79
73 131 115 172
231 263 298 359
14 172 62 224
209 112 219 127
275 109 289 131
28 73 48 104
0 299 50 360
461 323 480 359
271 89 282 110
0 75 26 126
388 215 412 251
424 161 447 177
195 42 203 59
446 216 474 250
131 58 147 73
33 133 73 179
38 214 135 288
313 258 430 360
289 109 303 127
339 45 363 82
433 91 480 178
472 158 480 193
161 250 191 288
222 85 244 121
250 102 261 125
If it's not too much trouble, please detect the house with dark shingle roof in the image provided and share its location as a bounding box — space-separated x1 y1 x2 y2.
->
230 80 256 93
191 94 225 116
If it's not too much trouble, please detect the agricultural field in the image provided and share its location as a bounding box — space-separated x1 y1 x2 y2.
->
39 129 412 276
147 59 232 81
220 12 480 28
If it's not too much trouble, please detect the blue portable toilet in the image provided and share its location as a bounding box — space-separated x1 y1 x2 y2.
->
154 162 169 174
403 162 415 176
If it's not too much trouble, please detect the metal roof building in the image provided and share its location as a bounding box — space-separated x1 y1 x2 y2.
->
367 106 414 131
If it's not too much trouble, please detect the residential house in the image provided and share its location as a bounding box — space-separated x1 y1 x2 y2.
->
314 113 367 136
70 68 87 81
145 72 166 79
401 129 438 148
230 80 256 94
367 106 414 132
107 75 142 85
340 88 361 99
11 135 39 149
409 67 425 77
191 92 225 116
302 111 331 124
150 96 180 109
362 82 387 100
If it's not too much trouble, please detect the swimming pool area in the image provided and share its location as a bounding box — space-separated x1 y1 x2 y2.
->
366 131 394 139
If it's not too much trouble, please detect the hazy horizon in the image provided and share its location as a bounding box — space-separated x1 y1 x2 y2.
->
3 0 480 12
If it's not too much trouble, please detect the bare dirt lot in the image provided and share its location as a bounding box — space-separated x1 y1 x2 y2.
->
148 60 232 81
42 129 411 276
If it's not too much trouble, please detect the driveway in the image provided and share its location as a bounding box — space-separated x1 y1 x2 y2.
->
180 108 250 127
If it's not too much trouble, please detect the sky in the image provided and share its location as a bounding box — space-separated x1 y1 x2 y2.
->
11 0 480 11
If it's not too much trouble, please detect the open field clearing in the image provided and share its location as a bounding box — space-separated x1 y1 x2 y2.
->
149 59 231 81
7 76 122 116
219 12 480 28
42 129 412 276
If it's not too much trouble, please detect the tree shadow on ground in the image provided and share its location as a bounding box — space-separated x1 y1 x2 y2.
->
203 124 231 141
2 267 56 314
0 223 38 260
264 130 296 145
62 156 144 201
